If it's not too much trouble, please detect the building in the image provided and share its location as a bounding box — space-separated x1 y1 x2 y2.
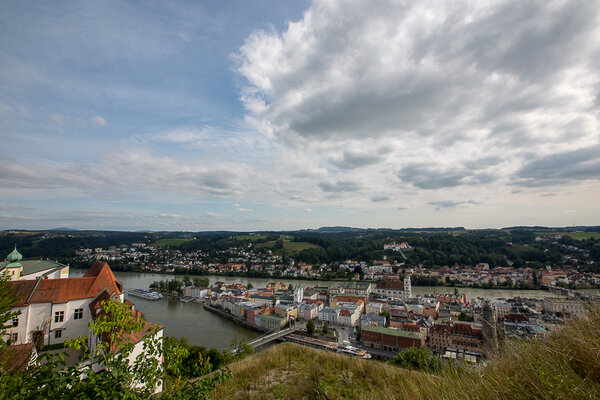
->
361 325 425 352
182 286 210 299
298 302 319 321
318 307 340 325
293 286 304 303
338 308 360 327
365 302 383 315
427 322 485 357
266 281 287 292
6 260 125 347
360 314 386 327
542 297 588 316
1 246 69 282
260 313 287 330
374 277 411 301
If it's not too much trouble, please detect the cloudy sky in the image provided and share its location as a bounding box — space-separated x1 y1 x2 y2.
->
1 0 599 231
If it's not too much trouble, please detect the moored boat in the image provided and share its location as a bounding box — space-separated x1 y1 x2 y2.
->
128 288 162 300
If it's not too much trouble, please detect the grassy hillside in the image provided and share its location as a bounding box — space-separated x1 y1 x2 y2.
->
211 310 600 400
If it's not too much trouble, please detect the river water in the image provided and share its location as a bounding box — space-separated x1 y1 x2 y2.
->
69 269 589 349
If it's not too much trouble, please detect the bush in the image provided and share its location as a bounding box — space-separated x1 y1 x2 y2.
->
391 346 442 373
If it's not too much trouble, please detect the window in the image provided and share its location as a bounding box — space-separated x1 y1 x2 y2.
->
12 317 18 327
74 308 83 320
54 330 62 339
54 311 64 323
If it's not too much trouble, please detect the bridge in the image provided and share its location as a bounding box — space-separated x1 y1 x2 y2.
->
247 326 297 349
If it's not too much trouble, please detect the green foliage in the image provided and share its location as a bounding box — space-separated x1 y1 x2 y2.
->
322 324 329 334
246 282 254 289
391 346 443 373
193 277 210 288
306 319 316 335
458 312 473 322
0 272 20 351
150 278 184 295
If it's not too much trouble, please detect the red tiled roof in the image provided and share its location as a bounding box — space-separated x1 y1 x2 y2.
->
10 261 123 306
0 343 36 372
376 280 405 290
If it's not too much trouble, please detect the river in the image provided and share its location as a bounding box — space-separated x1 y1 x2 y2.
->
69 269 588 349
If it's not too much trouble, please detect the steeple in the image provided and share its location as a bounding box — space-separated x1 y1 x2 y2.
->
6 245 23 262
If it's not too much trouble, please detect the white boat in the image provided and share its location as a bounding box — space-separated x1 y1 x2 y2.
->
128 289 162 300
336 345 371 359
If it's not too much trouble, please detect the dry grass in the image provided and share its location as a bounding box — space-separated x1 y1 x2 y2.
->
211 309 600 400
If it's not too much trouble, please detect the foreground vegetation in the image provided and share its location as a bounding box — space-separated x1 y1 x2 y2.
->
212 309 600 400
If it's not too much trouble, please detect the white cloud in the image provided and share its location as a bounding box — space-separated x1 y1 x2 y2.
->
236 207 253 212
91 116 107 126
303 208 312 213
50 113 71 125
236 0 600 198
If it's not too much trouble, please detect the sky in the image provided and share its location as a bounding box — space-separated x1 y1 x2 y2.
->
0 0 599 232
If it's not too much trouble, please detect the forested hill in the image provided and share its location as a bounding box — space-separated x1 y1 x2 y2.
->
1 226 600 269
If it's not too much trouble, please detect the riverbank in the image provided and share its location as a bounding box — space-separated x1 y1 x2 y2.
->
74 266 579 291
203 304 270 333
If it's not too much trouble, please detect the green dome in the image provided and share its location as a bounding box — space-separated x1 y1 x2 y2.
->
6 245 22 262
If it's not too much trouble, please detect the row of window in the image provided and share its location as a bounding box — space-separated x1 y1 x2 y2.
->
12 329 63 342
54 308 84 323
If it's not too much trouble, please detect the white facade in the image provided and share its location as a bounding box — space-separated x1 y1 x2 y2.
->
318 307 340 325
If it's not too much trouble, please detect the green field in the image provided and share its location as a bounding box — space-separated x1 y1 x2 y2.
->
235 234 269 241
282 240 321 253
564 232 600 240
254 239 322 255
151 238 195 247
534 231 600 240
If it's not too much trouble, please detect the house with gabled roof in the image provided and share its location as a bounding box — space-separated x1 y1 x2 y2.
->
5 260 125 347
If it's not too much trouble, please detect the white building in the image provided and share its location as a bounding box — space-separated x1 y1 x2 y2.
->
375 276 412 300
6 260 164 393
318 307 340 325
293 286 304 303
182 286 210 299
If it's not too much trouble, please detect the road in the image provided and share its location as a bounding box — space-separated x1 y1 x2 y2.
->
335 326 356 345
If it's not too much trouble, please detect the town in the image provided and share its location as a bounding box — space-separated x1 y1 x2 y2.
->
73 232 600 289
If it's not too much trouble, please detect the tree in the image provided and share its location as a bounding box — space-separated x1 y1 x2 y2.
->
288 283 294 291
246 282 254 289
306 319 316 335
391 346 442 373
322 324 329 334
0 272 20 350
183 275 192 287
193 277 209 288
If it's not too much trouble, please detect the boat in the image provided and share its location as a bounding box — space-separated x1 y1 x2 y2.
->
336 344 371 359
180 296 194 303
127 289 162 300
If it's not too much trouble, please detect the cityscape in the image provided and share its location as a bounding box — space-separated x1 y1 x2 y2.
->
2 0 600 399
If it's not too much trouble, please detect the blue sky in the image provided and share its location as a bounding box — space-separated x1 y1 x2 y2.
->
1 0 599 231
